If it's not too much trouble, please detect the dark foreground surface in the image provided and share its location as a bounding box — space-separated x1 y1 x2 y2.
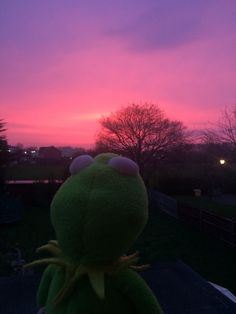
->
0 260 235 314
145 261 236 314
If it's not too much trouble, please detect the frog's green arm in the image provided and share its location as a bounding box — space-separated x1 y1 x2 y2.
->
114 269 163 314
37 265 57 308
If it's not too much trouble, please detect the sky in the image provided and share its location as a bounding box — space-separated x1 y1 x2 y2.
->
1 0 236 147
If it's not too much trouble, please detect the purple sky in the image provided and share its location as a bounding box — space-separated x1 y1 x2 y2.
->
1 0 236 147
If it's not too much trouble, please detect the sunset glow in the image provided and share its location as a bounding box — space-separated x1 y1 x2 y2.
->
1 0 236 147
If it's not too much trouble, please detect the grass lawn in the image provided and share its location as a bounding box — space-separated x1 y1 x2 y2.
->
0 206 55 269
175 195 236 218
5 164 67 180
1 203 236 295
134 205 236 294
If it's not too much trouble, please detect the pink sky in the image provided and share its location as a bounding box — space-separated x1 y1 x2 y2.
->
1 0 236 147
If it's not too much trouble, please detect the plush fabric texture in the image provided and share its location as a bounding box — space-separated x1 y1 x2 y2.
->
108 156 139 176
51 153 148 264
69 155 94 175
37 265 163 314
34 153 163 313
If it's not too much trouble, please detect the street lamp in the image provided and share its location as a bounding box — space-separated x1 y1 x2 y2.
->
219 159 226 193
219 159 226 165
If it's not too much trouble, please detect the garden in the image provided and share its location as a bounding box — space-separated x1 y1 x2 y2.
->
1 159 236 297
1 196 236 296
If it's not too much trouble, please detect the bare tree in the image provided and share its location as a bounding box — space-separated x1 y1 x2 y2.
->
201 106 236 148
96 103 187 179
0 119 8 162
0 119 6 140
0 119 8 187
200 128 221 145
218 106 236 147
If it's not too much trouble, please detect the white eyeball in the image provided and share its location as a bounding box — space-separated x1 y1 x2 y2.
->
108 156 139 176
69 155 94 175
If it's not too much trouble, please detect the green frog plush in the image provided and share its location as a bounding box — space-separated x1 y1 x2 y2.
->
27 153 163 314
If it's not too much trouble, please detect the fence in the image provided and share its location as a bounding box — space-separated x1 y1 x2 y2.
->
148 189 236 247
148 189 178 218
177 202 236 247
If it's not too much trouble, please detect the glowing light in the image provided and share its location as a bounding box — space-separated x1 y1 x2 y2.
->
219 159 226 165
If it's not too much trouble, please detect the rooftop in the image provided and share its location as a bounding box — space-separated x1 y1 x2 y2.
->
1 261 235 314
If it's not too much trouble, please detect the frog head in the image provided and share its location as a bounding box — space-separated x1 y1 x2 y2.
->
50 153 148 265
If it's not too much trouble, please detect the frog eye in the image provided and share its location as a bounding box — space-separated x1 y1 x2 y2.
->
69 155 94 175
108 156 139 176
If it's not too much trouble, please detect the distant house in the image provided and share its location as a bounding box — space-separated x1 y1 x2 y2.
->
59 147 74 158
38 146 61 160
59 147 85 158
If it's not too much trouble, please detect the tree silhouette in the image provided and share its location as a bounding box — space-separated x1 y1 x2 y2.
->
0 119 8 156
201 106 236 150
0 119 9 186
96 104 186 179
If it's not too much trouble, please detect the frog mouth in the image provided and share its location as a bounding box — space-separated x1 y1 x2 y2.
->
24 240 149 303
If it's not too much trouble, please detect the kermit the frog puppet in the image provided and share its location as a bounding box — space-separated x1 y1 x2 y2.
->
27 153 163 314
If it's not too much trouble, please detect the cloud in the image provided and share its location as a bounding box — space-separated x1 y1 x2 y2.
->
71 112 110 121
0 0 96 74
8 123 38 130
106 0 211 51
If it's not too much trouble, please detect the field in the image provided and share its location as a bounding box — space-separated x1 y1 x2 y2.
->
0 206 55 275
1 203 236 295
5 164 68 180
175 195 236 218
135 204 236 294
